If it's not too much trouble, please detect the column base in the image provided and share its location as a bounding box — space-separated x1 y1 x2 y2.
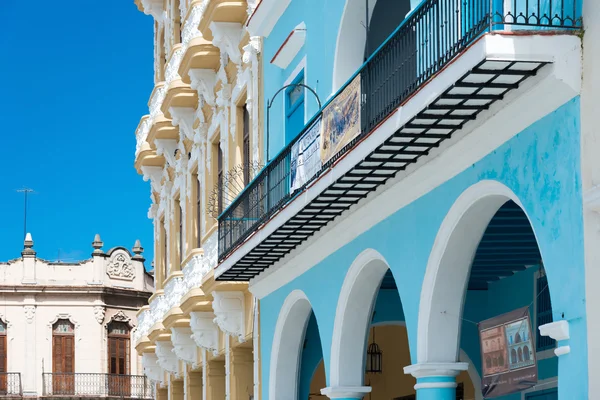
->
404 362 468 400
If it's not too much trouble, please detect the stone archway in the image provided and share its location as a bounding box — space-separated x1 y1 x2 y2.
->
269 290 320 400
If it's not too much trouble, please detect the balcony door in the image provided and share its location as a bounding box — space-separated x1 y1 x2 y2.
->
52 320 75 395
285 71 305 145
108 322 131 397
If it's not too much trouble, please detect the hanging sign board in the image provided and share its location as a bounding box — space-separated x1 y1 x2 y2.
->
320 74 362 164
478 307 538 398
290 116 323 192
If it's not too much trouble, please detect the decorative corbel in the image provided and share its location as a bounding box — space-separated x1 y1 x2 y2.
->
170 107 196 141
141 166 164 193
171 327 200 368
210 22 243 65
189 311 219 355
155 139 178 167
539 320 570 356
155 340 181 377
212 291 245 342
189 69 217 107
142 353 164 383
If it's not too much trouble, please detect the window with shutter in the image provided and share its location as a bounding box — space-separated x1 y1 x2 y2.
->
0 320 7 394
108 322 131 397
52 320 74 395
196 174 202 248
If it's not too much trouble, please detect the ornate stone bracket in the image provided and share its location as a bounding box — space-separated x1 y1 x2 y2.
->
171 327 200 368
155 138 178 167
141 0 165 21
142 353 165 384
93 306 105 324
141 166 163 193
210 22 243 65
212 291 245 342
155 340 181 377
189 311 219 355
189 69 217 107
539 320 571 356
170 107 196 141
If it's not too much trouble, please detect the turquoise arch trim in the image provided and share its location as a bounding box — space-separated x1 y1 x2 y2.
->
260 97 585 399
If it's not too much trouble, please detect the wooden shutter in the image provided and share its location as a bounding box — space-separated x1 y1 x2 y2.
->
64 336 74 373
52 335 62 372
0 335 6 373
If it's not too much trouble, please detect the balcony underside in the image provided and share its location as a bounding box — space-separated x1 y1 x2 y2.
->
217 57 549 281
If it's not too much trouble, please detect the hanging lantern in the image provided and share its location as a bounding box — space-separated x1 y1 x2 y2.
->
366 327 383 374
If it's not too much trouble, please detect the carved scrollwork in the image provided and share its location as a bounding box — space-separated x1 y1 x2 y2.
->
189 311 219 355
212 291 245 342
171 327 199 367
107 251 135 281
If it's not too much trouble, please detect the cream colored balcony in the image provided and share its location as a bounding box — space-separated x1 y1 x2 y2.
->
147 115 178 148
161 79 198 119
199 0 248 41
178 37 220 84
134 143 166 175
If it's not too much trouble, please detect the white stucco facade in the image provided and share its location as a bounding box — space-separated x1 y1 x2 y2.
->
0 234 153 398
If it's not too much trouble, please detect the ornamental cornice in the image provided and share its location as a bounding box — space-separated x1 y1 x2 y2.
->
189 311 219 355
171 326 200 368
212 291 245 341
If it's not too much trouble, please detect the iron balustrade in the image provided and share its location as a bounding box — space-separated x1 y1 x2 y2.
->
41 373 154 399
0 373 22 397
217 0 582 261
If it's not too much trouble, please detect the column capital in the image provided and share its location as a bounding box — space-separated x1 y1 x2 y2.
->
404 362 468 379
320 386 371 399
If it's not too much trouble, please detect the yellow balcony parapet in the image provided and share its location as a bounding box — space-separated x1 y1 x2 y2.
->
147 115 178 148
163 307 191 330
148 321 171 342
135 337 156 354
161 79 199 119
199 0 248 41
135 144 166 174
178 37 220 84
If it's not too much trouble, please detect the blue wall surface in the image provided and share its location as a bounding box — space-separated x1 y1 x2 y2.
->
259 96 585 399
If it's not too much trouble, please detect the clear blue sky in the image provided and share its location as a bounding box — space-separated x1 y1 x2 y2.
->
0 1 155 267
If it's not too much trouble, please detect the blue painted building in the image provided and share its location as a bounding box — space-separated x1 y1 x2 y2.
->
214 0 592 399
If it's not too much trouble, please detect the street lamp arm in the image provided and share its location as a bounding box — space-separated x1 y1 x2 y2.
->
266 83 322 164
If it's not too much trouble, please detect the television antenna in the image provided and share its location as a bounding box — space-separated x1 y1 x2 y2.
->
15 187 34 240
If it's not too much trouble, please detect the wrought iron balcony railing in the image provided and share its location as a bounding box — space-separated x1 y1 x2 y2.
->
0 373 22 397
217 0 582 262
42 373 154 399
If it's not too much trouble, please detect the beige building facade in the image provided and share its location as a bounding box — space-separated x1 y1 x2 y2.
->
0 233 153 399
132 0 262 399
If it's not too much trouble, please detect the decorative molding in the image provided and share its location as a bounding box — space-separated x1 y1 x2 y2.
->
93 306 106 324
403 362 469 378
24 306 35 324
242 36 261 65
135 117 152 156
149 88 167 118
189 69 217 106
170 107 196 140
182 254 211 291
142 353 165 384
539 320 570 341
320 387 372 398
155 138 178 166
212 291 245 341
110 310 132 324
141 0 165 21
189 311 219 355
246 0 291 38
165 46 185 83
164 276 188 311
181 1 209 45
155 340 181 377
210 22 243 65
142 166 163 193
171 327 200 368
134 309 151 343
271 22 306 69
107 250 135 281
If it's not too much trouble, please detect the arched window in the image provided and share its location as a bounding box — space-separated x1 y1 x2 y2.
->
523 345 530 361
515 332 522 343
511 349 517 364
52 320 75 394
485 357 491 369
517 347 523 362
108 321 131 397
